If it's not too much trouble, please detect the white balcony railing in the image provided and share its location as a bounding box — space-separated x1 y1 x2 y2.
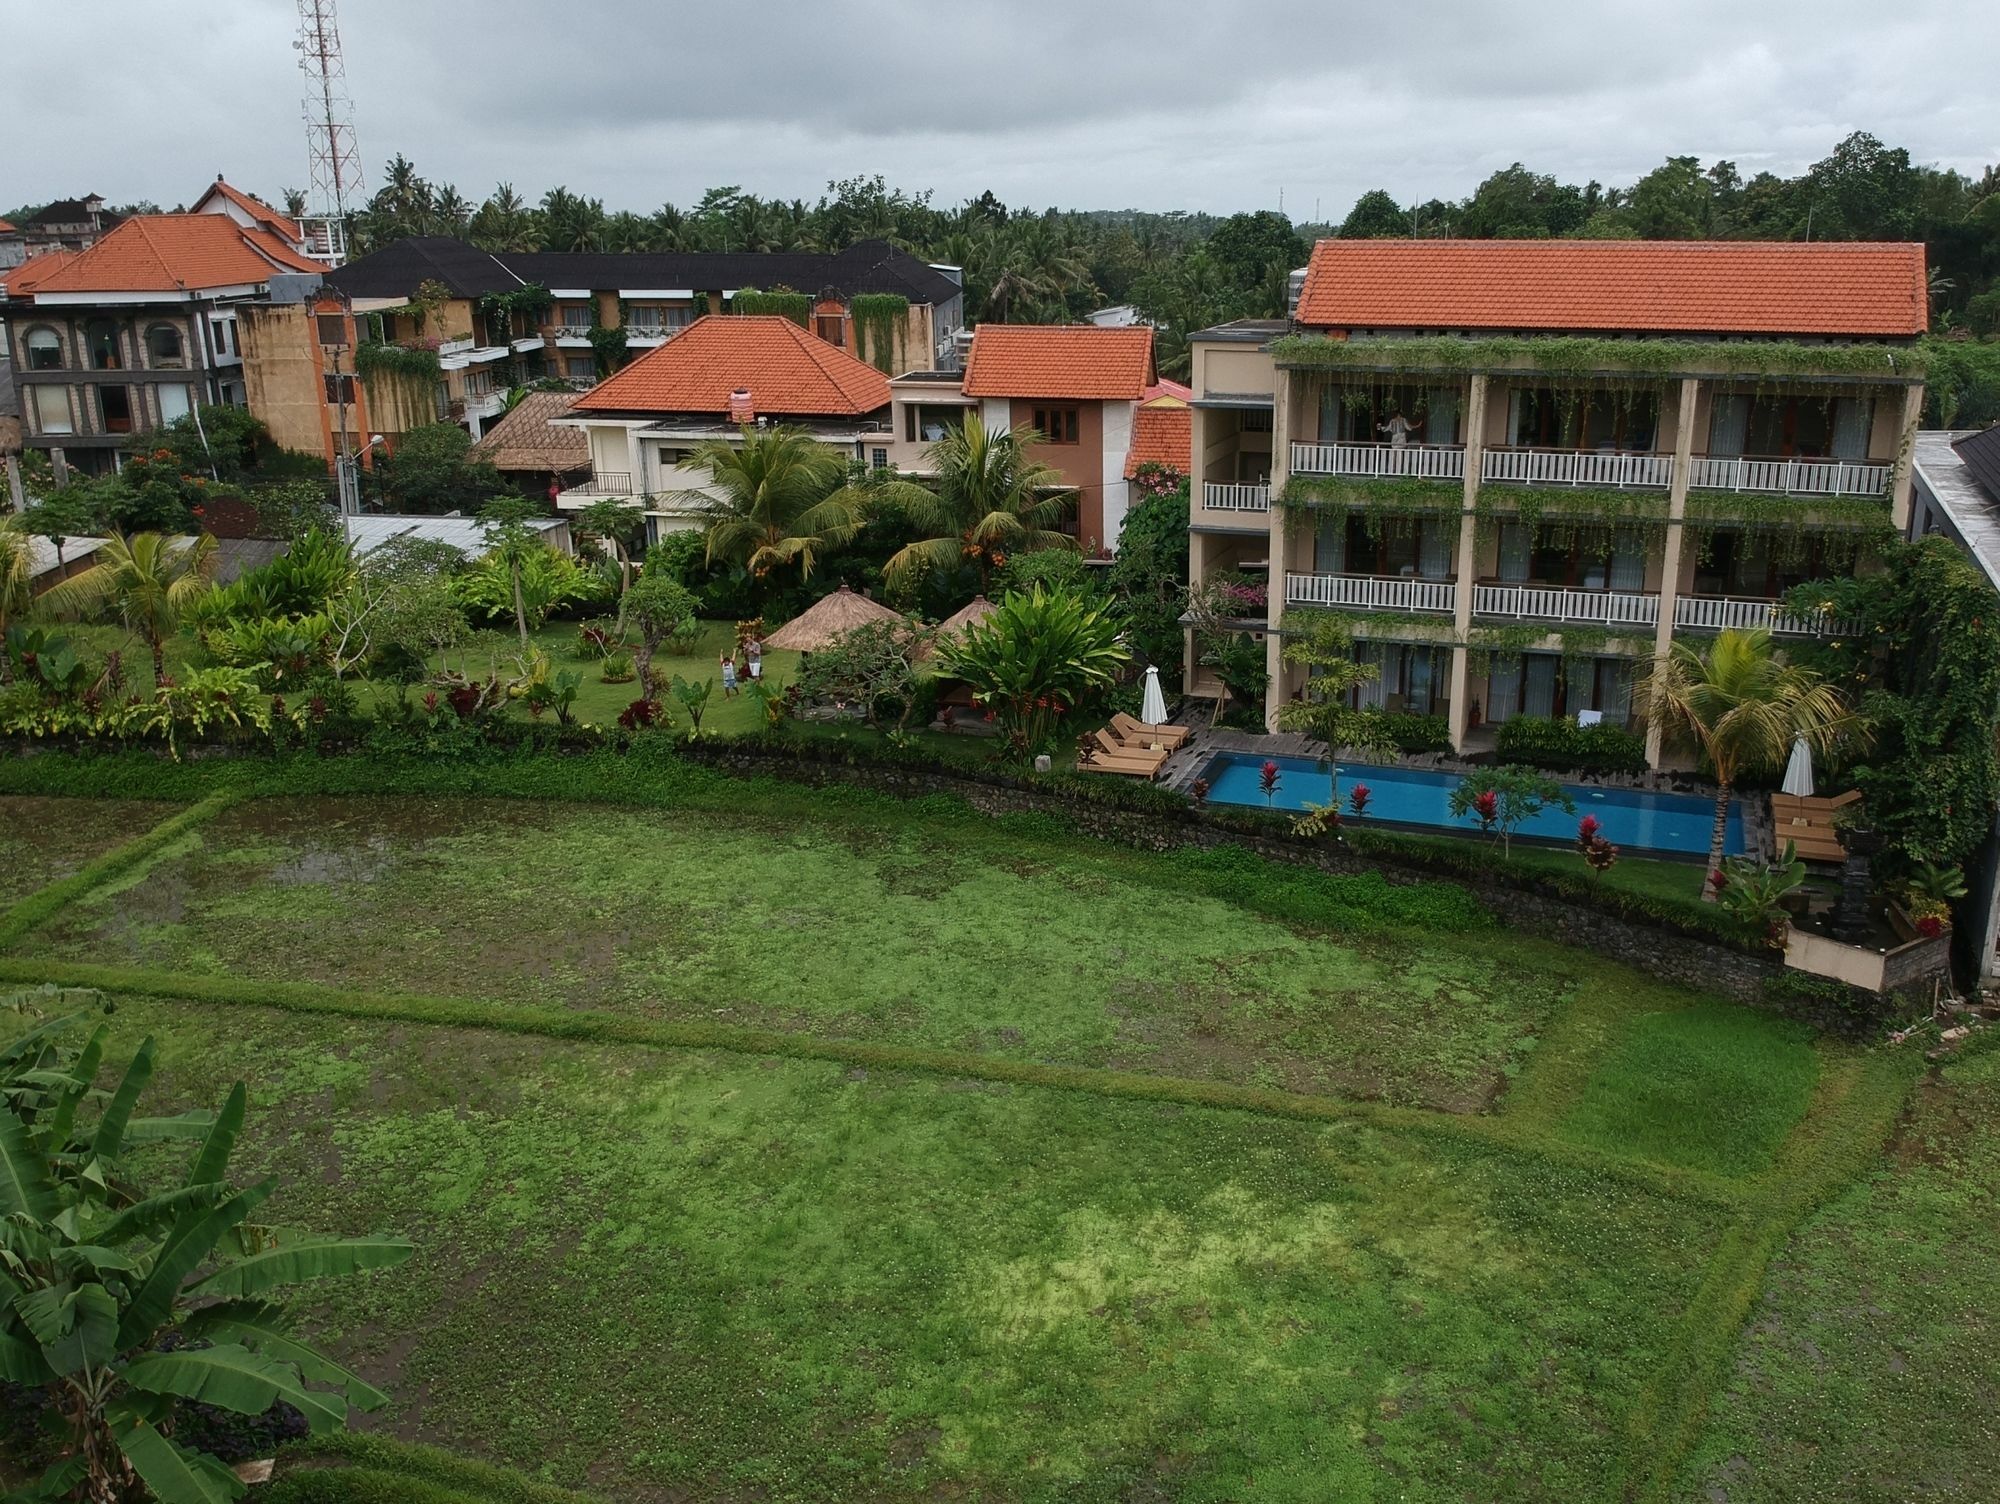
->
1291 441 1466 481
1686 455 1890 499
556 471 635 502
1480 447 1674 490
1672 595 1856 638
1473 584 1660 626
1203 482 1271 512
1286 572 1456 615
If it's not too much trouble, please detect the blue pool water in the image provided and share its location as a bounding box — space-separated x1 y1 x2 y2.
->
1200 752 1743 857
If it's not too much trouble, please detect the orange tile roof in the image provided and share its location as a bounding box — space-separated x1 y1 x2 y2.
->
12 215 321 295
1143 377 1193 403
0 220 14 234
198 179 303 244
1124 400 1191 478
962 324 1155 400
572 315 892 416
1 249 80 295
1294 239 1930 337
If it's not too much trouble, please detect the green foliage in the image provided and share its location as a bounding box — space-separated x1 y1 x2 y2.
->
876 413 1076 588
1198 629 1267 706
1103 486 1191 680
1279 474 1463 537
997 547 1094 596
1271 332 1924 384
1447 765 1577 854
1714 842 1808 947
585 321 627 376
938 586 1131 751
372 425 506 516
1474 484 1670 545
622 573 699 692
1276 614 1392 756
668 673 713 737
790 618 925 728
728 287 812 325
451 548 604 632
1362 710 1452 754
0 1001 411 1502
190 528 356 629
354 340 443 385
691 426 866 593
1494 715 1650 774
1787 537 2000 870
848 293 909 373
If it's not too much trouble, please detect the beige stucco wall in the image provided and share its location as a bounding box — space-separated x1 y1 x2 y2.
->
237 304 327 457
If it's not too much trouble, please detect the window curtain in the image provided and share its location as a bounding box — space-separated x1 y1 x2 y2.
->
1498 522 1531 582
1830 398 1872 461
1600 660 1633 724
1315 514 1345 574
1708 394 1750 456
1426 387 1461 445
1318 386 1342 445
1407 649 1435 715
1485 658 1520 724
1507 388 1528 447
1355 643 1386 710
1609 529 1646 592
1523 654 1558 718
1418 518 1451 579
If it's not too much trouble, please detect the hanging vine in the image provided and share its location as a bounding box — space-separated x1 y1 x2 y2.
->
1278 475 1464 540
730 288 812 326
849 293 910 373
478 283 553 343
1473 484 1671 555
1683 491 1896 567
588 300 628 377
1271 333 1925 385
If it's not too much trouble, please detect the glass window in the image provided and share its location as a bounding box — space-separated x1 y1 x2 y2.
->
158 383 193 424
565 357 594 380
871 447 888 470
815 315 845 346
626 306 663 331
85 319 122 371
24 327 63 370
31 385 74 434
322 373 357 404
146 324 184 368
559 303 592 331
1032 407 1079 444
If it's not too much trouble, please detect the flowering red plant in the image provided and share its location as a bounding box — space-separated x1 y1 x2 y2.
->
1190 778 1211 805
1576 814 1601 846
1348 784 1372 817
1708 869 1729 894
1472 789 1498 827
1258 760 1281 798
1916 915 1944 938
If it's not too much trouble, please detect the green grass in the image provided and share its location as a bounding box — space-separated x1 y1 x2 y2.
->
1502 842 1713 906
0 777 1943 1501
1674 1041 2000 1502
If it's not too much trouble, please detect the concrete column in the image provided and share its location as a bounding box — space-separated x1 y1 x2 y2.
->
1887 382 1926 532
626 428 646 497
1645 376 1702 769
1263 369 1295 730
1448 374 1488 751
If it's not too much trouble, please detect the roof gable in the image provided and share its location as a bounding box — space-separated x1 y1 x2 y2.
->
961 324 1155 400
1294 239 1930 337
9 215 320 295
1954 425 2000 504
194 179 304 245
571 315 893 417
1124 401 1191 477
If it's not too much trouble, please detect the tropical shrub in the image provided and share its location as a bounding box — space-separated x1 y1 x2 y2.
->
189 528 356 628
1493 714 1649 774
791 618 926 728
937 586 1131 751
1446 765 1576 855
623 574 700 693
600 653 635 684
1713 841 1807 947
1362 711 1451 755
451 546 604 632
0 995 412 1502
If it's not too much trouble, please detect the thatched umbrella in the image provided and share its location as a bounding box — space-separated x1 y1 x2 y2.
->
764 585 906 651
921 594 998 659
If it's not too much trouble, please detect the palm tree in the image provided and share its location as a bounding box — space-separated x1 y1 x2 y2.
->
0 522 33 684
38 532 216 685
687 427 865 594
1639 628 1864 895
876 414 1076 592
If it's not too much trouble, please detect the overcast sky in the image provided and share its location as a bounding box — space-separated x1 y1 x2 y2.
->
6 0 1997 221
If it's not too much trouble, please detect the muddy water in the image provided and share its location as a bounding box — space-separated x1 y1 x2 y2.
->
0 797 175 905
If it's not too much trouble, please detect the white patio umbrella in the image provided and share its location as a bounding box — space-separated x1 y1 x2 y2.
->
1781 732 1815 797
1140 665 1169 725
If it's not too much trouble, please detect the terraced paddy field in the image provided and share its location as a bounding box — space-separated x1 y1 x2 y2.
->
0 755 1978 1503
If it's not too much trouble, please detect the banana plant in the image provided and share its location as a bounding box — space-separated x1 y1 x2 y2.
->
0 994 413 1503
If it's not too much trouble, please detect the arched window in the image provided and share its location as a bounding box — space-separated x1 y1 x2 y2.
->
146 323 184 368
85 319 122 371
23 326 62 371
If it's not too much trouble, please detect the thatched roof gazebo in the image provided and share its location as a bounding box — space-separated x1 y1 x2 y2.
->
763 585 907 651
919 594 998 660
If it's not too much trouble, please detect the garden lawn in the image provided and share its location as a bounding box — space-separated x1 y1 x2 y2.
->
18 795 1582 1110
1676 1040 2000 1503
112 994 1734 1504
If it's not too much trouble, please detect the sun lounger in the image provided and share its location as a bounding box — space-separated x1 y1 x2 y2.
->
1076 751 1162 779
1092 729 1167 772
1109 713 1190 751
1778 823 1847 863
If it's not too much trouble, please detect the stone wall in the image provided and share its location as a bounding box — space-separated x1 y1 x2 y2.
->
678 743 1914 1030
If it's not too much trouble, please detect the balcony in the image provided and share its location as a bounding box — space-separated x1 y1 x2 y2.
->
1481 446 1674 489
1473 583 1660 627
1202 482 1270 512
1287 572 1456 615
437 337 476 358
555 471 636 504
1686 455 1889 499
1673 595 1856 638
1291 441 1465 481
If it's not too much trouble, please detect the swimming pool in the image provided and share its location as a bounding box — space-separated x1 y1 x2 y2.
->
1198 752 1743 858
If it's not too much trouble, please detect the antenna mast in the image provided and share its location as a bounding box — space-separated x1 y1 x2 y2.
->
295 0 362 265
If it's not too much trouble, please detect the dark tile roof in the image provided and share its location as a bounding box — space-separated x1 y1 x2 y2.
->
323 237 524 300
24 198 113 229
1954 425 2000 504
336 237 961 307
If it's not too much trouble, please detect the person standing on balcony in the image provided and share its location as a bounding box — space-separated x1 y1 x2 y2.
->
1379 409 1421 448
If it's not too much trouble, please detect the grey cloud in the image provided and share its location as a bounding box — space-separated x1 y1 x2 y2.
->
3 0 1994 218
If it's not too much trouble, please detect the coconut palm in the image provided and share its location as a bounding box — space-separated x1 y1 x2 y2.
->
1640 627 1864 896
38 531 217 686
875 414 1076 592
0 521 33 684
687 426 865 595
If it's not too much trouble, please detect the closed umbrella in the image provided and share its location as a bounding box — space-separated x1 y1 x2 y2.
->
1781 733 1815 797
1140 665 1169 726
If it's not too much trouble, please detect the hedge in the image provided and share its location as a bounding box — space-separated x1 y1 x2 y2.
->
1492 715 1650 775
